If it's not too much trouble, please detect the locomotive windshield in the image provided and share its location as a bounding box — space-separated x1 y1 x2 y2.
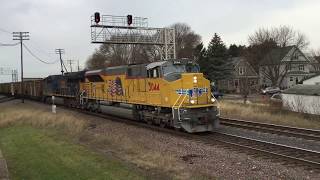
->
162 64 199 76
162 63 200 81
162 64 185 76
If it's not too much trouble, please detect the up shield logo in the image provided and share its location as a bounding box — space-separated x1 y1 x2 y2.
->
176 88 208 97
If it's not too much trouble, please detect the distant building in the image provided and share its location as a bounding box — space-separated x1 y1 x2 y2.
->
259 46 312 89
303 74 320 85
219 57 259 93
282 85 320 115
308 56 320 74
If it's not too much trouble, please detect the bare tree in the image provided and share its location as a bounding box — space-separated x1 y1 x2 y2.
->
170 23 201 59
248 25 309 49
86 44 160 69
246 25 309 87
310 49 320 63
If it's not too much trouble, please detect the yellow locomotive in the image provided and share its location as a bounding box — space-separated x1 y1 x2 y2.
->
0 59 219 133
80 59 219 133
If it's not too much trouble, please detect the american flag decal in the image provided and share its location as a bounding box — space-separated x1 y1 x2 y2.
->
108 77 123 96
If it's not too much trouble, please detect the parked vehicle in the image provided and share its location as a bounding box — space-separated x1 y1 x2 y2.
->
270 93 283 107
211 85 223 99
213 91 224 99
261 87 281 95
270 93 282 102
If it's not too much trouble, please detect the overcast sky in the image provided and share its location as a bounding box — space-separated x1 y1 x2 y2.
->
1 0 320 82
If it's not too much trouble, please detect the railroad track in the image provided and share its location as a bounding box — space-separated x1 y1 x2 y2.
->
75 107 320 170
0 96 15 103
220 117 320 141
203 132 320 170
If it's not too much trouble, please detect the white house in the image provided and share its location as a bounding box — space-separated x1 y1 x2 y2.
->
303 74 320 85
260 46 312 89
282 85 320 115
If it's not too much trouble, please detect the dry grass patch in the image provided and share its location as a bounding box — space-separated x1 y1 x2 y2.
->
82 129 188 179
220 100 320 130
0 102 87 135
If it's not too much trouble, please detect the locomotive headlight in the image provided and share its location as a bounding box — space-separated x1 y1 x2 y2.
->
193 76 197 83
190 100 195 104
211 98 216 102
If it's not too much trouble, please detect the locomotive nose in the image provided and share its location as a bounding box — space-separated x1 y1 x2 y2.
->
180 73 210 105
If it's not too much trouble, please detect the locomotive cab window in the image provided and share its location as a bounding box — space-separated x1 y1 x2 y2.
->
186 64 200 73
148 67 160 78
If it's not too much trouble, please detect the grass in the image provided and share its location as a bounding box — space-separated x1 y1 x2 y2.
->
0 126 143 180
0 103 146 179
220 100 320 130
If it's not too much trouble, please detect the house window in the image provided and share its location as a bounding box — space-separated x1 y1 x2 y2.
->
299 65 304 71
234 80 239 87
239 67 245 75
290 77 293 81
286 64 292 70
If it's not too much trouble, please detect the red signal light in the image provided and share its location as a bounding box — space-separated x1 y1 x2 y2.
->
127 15 132 26
94 12 100 23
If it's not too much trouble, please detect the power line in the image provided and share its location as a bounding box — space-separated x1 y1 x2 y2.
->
0 42 19 46
23 43 59 64
0 28 11 34
29 39 55 58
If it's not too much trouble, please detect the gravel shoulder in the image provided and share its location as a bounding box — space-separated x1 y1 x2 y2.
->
1 100 320 179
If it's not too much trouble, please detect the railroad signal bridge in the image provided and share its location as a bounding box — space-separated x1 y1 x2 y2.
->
90 14 176 60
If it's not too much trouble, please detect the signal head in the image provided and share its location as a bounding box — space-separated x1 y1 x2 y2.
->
127 15 133 25
94 12 100 23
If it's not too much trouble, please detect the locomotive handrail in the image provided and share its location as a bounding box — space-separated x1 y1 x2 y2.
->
172 94 183 120
211 92 220 116
172 94 187 121
177 94 188 121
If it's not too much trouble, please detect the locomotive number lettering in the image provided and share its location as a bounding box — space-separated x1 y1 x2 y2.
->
148 82 160 91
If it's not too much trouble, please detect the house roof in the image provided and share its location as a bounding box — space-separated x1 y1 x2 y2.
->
230 57 259 77
282 84 320 96
260 46 295 66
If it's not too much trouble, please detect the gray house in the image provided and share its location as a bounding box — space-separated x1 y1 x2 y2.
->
259 46 312 89
219 57 259 93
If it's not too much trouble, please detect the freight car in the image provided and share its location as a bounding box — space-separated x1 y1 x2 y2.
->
0 78 43 100
0 59 220 133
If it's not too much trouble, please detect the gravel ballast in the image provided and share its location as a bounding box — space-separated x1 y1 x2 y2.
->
1 100 320 179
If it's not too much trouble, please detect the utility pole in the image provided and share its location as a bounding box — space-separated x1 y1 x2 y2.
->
66 60 75 72
13 32 29 103
77 60 80 71
55 49 65 75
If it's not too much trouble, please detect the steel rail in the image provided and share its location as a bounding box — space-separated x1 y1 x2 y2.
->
220 117 320 141
206 132 320 169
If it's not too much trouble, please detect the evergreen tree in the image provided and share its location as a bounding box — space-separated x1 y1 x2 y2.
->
207 33 227 58
228 44 246 57
202 33 232 83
